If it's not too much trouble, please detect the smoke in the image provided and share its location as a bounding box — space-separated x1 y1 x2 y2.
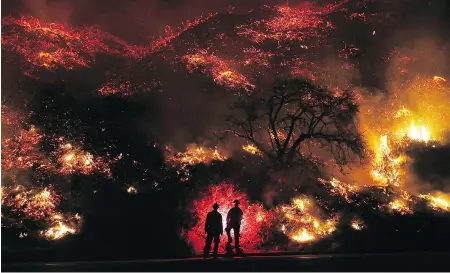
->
410 143 450 191
339 26 450 196
143 76 234 150
408 125 450 192
22 0 74 23
388 37 450 193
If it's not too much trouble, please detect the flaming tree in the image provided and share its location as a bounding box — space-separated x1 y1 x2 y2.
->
225 79 363 172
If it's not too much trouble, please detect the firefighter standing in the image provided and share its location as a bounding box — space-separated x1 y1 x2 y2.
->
203 203 223 258
225 199 243 254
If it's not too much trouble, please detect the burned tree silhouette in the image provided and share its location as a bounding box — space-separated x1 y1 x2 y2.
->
225 79 364 172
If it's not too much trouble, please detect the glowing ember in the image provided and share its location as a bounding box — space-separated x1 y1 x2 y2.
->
433 76 446 83
292 229 315 242
242 144 261 155
242 47 274 67
318 178 359 203
351 218 364 231
236 3 344 44
419 193 450 212
1 105 28 128
127 186 138 194
183 50 254 92
293 196 311 212
97 80 133 96
1 187 6 205
387 197 413 215
56 142 113 177
1 126 46 171
150 13 216 53
167 145 226 167
23 188 61 220
42 221 77 240
3 186 61 220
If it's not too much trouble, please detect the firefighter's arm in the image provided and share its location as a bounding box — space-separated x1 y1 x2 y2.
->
219 215 223 235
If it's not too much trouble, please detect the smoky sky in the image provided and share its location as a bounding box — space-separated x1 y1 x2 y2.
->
411 143 450 190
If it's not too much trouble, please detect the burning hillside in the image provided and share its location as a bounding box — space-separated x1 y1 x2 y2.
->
1 16 145 71
1 105 118 240
2 0 450 257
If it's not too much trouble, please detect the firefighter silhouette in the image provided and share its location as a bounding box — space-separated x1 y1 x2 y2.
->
225 199 243 254
203 203 223 258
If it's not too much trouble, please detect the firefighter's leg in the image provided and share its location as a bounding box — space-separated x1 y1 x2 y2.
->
203 234 213 257
225 225 232 243
234 227 241 251
213 235 220 258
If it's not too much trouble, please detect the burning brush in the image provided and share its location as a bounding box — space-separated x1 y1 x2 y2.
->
277 196 338 244
1 185 82 240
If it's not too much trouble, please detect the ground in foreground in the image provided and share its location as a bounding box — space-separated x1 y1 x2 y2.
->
3 252 450 271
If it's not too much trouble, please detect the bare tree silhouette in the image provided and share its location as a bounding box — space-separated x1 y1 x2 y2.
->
224 79 364 172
